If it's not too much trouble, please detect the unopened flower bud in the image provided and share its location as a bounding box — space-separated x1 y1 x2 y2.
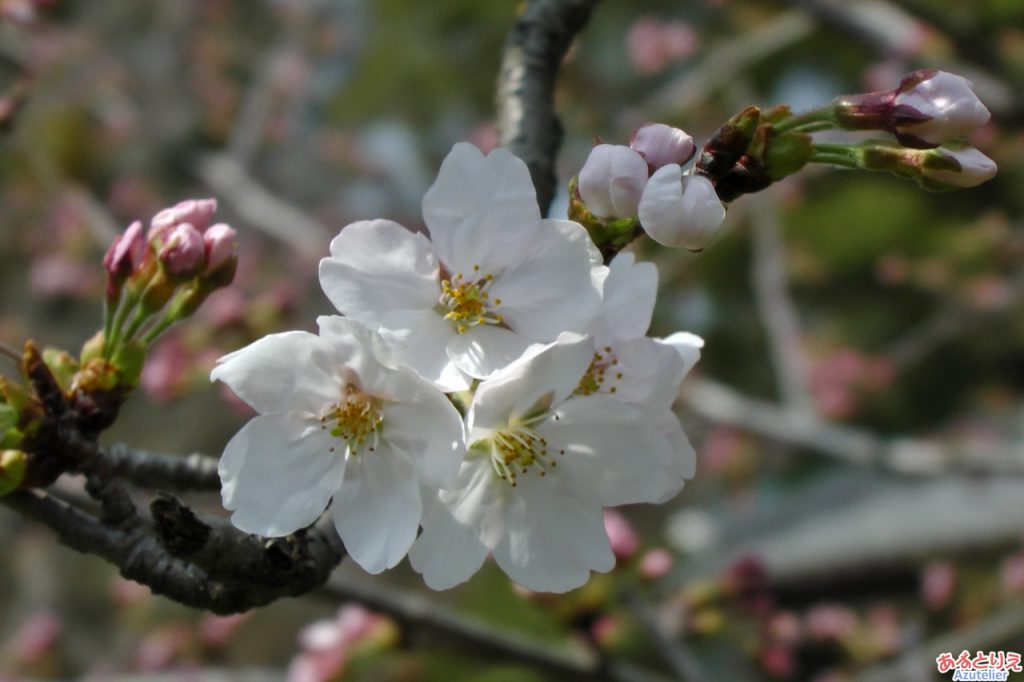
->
640 548 674 579
578 144 649 219
893 70 990 147
158 223 206 278
638 165 726 250
861 144 997 190
150 198 219 238
103 220 145 281
831 69 990 149
0 449 27 496
631 123 696 171
604 509 639 561
202 223 237 276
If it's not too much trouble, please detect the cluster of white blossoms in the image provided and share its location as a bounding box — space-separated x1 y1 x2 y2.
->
213 143 703 592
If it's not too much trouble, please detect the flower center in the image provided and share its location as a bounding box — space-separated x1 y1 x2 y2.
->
320 384 383 455
574 346 623 396
486 424 565 487
439 265 503 334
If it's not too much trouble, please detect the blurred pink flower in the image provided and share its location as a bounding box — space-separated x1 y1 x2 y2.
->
288 605 384 682
769 611 803 646
199 288 248 328
134 623 191 672
627 17 699 76
590 615 625 647
921 561 956 609
866 604 902 655
108 577 152 607
199 613 250 648
29 254 99 300
1002 551 1024 595
759 644 796 678
640 548 674 579
604 509 639 561
9 611 62 664
806 603 858 640
140 335 191 403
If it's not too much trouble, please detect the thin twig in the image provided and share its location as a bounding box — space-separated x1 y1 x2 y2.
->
323 572 673 682
496 0 601 215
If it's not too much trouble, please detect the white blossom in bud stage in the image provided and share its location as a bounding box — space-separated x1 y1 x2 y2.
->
584 252 702 501
211 316 465 574
638 164 726 251
921 146 998 188
630 123 696 172
894 70 990 147
409 334 676 593
577 144 650 219
319 143 601 391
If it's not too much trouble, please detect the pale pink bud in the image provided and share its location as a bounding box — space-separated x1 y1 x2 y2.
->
894 70 990 147
603 509 639 560
638 164 725 250
199 613 250 648
921 561 955 608
203 223 237 275
158 223 206 277
10 611 62 664
922 146 997 188
640 548 674 579
578 144 649 219
631 123 696 171
805 603 858 640
149 197 219 238
103 220 146 279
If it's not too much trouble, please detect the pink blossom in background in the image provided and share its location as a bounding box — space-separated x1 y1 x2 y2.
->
810 348 893 418
866 604 902 654
759 644 796 678
140 335 191 403
198 613 250 648
1002 551 1024 595
640 548 674 579
627 17 698 76
9 611 62 664
133 623 191 672
769 611 803 645
199 288 248 328
108 577 152 608
806 603 858 640
920 561 956 608
29 254 100 300
604 509 640 561
590 615 625 647
288 605 384 682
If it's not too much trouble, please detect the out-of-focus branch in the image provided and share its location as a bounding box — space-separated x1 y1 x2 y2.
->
324 573 672 682
197 153 331 257
682 377 1024 475
496 0 600 215
104 444 220 492
746 195 817 415
625 592 708 682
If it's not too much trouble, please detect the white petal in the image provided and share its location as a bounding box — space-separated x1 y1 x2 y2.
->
492 474 614 593
539 394 674 506
379 385 466 489
658 331 704 377
219 413 344 536
605 337 685 410
315 316 402 397
409 492 490 590
422 143 542 276
446 325 532 380
331 447 422 573
577 144 649 219
651 410 697 503
211 332 338 415
319 220 439 324
377 309 470 392
594 252 657 344
489 219 601 340
638 166 726 250
467 334 592 432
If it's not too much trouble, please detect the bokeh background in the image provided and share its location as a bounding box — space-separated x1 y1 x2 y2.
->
1 0 1023 680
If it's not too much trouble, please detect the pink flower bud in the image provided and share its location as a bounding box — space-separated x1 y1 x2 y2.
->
921 561 955 609
578 144 649 219
922 146 997 188
638 164 725 250
203 223 237 275
158 223 206 277
102 220 145 280
149 197 219 238
640 548 674 579
630 123 696 171
894 70 990 147
603 509 639 560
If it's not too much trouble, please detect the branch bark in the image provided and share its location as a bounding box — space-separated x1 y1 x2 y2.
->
496 0 600 215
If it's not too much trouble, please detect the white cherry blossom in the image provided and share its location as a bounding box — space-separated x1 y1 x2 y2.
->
319 143 601 391
212 316 465 574
409 334 675 592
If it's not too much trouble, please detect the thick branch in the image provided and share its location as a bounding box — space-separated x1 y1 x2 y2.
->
496 0 600 215
105 443 220 492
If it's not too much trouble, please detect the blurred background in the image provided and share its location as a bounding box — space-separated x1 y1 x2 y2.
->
1 0 1023 680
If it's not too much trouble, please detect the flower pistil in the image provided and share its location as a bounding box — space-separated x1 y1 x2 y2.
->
321 385 383 454
439 266 504 334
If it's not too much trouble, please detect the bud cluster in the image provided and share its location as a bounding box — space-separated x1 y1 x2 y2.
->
100 198 238 389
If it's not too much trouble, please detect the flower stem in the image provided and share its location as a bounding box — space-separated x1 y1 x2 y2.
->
772 108 835 135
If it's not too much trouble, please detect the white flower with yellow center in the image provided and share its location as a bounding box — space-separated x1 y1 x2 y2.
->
319 143 601 392
582 252 704 502
409 334 675 592
211 316 465 574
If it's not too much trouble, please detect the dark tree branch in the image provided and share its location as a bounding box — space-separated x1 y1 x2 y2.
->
1 487 345 615
105 443 220 492
496 0 600 215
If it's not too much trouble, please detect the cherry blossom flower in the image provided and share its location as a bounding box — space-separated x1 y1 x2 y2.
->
410 334 675 592
577 144 649 219
319 143 601 391
212 316 465 573
583 252 702 500
638 165 726 250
